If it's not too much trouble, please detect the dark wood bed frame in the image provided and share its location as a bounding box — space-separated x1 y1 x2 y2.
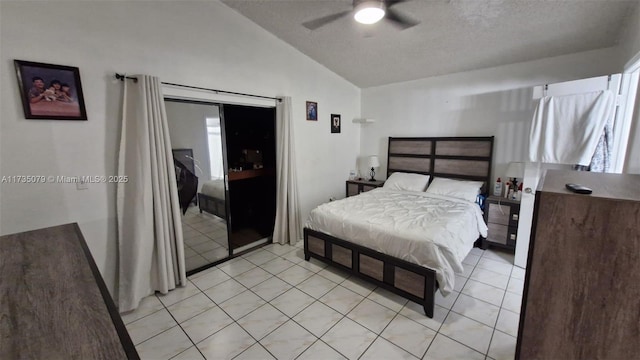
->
304 136 494 318
198 192 227 219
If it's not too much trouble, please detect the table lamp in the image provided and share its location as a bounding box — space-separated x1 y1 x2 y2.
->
368 155 380 181
505 161 525 191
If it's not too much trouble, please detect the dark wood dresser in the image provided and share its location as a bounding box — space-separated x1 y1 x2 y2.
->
0 223 139 359
516 170 640 359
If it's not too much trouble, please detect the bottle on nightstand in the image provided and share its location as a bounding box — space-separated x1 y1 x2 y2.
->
493 178 502 196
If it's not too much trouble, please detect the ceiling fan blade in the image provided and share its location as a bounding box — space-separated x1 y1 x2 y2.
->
386 0 410 8
385 8 419 30
302 10 352 30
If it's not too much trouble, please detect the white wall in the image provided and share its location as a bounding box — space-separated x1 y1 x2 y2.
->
0 1 360 295
360 47 622 180
619 4 640 174
618 3 640 69
624 83 640 174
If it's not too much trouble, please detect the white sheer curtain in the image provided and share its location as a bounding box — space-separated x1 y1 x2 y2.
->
117 75 186 312
273 96 302 245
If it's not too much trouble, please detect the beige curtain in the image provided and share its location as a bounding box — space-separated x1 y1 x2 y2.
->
116 75 186 312
273 96 301 245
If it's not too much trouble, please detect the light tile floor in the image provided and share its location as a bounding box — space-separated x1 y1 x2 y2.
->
182 205 229 271
123 242 521 360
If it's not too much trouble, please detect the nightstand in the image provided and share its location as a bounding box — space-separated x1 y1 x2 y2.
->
482 195 520 251
346 179 384 197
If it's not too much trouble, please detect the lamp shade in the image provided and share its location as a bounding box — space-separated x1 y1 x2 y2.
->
368 155 380 168
354 1 386 24
505 162 525 178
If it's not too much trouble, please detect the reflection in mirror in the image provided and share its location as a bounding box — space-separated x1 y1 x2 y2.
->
165 100 229 273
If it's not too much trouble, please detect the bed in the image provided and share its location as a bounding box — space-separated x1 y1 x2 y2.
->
303 136 494 317
198 179 227 219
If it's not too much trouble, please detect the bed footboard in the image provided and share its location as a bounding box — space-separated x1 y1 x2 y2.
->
304 228 437 318
197 193 226 219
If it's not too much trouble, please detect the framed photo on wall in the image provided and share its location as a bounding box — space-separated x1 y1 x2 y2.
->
14 60 88 120
331 114 341 133
306 101 317 121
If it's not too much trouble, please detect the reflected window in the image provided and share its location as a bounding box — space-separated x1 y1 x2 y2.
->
206 117 223 180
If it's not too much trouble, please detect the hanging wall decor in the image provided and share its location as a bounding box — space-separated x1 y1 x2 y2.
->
14 60 88 120
331 114 341 133
306 101 317 121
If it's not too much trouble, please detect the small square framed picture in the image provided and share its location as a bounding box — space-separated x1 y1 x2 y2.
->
331 114 341 133
14 60 88 120
306 101 317 121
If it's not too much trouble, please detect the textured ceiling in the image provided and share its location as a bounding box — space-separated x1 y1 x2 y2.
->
221 0 638 88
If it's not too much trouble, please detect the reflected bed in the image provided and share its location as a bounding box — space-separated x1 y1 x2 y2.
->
198 179 226 219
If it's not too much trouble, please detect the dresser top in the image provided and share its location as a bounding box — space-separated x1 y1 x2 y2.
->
540 169 640 202
0 223 136 359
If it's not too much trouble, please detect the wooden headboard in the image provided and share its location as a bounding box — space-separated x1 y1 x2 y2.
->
387 136 494 193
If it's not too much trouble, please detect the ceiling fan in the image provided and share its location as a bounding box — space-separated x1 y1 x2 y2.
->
302 0 419 31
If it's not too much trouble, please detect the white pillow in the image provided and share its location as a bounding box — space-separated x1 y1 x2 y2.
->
426 177 483 202
383 172 430 192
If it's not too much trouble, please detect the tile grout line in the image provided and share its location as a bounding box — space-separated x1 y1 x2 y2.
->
170 250 278 358
193 277 275 360
314 247 477 358
182 214 228 267
420 247 514 358
153 292 208 360
422 259 476 359
190 248 328 359
135 245 519 359
283 258 388 359
256 261 354 359
354 313 398 360
232 268 343 359
480 248 514 358
131 243 299 359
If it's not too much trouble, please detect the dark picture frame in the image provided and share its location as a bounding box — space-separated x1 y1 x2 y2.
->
306 101 317 121
331 114 341 133
14 60 88 120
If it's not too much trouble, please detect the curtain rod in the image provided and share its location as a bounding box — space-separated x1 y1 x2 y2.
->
115 73 281 102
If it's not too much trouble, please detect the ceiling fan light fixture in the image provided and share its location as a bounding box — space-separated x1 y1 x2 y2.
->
354 1 386 25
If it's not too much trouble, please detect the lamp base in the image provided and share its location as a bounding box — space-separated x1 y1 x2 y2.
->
511 177 519 191
369 167 376 181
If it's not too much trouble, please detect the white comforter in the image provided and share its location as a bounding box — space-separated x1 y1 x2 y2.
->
305 188 488 295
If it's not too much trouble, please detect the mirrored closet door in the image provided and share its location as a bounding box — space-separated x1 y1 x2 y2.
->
165 99 277 274
165 100 230 272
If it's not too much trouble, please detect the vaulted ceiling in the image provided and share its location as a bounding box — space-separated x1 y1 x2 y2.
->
222 0 638 88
